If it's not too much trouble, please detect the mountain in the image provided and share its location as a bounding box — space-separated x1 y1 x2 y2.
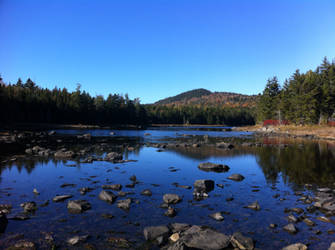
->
155 88 212 105
154 88 258 107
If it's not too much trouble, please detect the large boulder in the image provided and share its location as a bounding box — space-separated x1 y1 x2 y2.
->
143 225 170 241
198 162 229 172
181 225 230 250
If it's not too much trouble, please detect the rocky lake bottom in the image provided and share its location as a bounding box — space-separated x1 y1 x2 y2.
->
1 127 335 249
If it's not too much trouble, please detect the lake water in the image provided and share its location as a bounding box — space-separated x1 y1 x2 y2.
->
1 127 335 249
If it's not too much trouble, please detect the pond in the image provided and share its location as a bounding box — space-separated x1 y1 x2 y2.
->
1 127 335 249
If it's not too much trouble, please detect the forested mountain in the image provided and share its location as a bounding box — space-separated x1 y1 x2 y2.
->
155 88 257 107
155 88 211 105
257 57 335 124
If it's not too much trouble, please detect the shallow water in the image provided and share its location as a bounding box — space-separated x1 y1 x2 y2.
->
1 128 335 249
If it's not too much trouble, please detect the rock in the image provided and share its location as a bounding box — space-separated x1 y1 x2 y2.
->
163 194 182 204
67 235 88 245
231 232 254 250
282 243 308 250
54 150 76 159
170 223 191 233
102 184 122 191
317 188 332 193
141 189 152 196
269 223 277 228
216 142 234 149
79 187 94 195
198 162 230 172
303 218 315 226
143 225 170 241
181 225 230 249
52 195 73 202
13 240 36 249
25 148 33 154
209 212 224 221
82 133 91 140
194 179 215 193
329 242 335 250
129 175 137 182
48 130 56 136
228 174 245 181
101 213 114 219
287 215 298 223
99 190 117 203
291 207 304 214
0 213 8 233
170 233 180 242
283 223 298 234
20 201 37 213
245 201 260 211
164 207 177 217
67 200 91 213
33 188 39 195
105 152 123 162
60 183 76 188
317 216 332 223
117 198 132 210
8 213 30 220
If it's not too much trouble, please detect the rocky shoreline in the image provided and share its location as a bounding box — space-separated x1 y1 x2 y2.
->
1 129 335 249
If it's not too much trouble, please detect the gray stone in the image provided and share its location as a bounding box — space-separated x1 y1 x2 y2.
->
105 152 123 162
181 225 230 250
282 243 307 250
231 232 254 250
53 195 73 202
143 225 170 241
99 190 117 203
164 207 177 217
67 200 91 213
228 174 245 181
209 212 224 221
245 201 260 211
163 194 182 204
117 198 132 210
194 179 215 193
102 184 122 191
141 189 152 196
283 223 298 234
198 162 230 172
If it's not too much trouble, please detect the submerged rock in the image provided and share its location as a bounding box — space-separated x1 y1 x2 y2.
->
141 189 152 196
198 162 230 172
163 194 182 204
67 200 91 213
283 223 298 234
99 190 117 203
117 198 132 210
194 179 214 193
20 202 37 213
52 195 73 202
228 174 245 181
164 207 177 217
245 201 260 211
102 184 122 191
209 212 224 221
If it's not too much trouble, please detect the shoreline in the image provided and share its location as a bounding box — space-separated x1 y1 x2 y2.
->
235 124 335 141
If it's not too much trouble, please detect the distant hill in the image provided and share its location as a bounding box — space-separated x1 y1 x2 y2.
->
155 88 212 105
154 88 258 108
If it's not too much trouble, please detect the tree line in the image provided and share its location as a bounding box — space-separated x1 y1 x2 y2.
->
257 57 335 124
0 76 256 126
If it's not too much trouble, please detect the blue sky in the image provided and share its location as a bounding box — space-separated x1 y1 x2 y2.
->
1 0 335 103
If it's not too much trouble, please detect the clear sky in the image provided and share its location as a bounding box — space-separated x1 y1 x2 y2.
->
1 0 335 103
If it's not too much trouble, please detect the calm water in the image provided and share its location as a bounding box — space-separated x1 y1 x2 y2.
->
1 128 335 249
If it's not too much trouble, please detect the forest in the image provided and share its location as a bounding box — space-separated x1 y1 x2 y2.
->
257 57 335 125
0 77 255 126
